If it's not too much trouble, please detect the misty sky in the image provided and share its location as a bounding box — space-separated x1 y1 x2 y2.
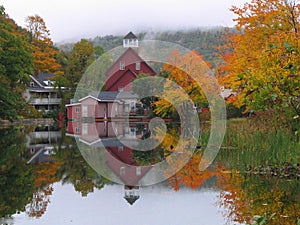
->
2 0 249 43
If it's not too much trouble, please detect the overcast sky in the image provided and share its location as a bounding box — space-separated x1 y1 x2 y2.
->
2 0 249 43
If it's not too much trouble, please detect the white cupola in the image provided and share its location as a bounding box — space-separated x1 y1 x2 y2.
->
123 31 138 48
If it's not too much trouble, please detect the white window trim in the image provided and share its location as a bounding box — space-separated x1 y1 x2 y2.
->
75 107 80 113
82 123 88 135
136 62 140 70
136 167 141 176
120 61 125 70
120 167 125 176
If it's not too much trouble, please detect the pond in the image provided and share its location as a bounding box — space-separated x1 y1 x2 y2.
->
0 121 299 225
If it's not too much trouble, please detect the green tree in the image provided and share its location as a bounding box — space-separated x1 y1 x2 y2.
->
132 73 160 108
65 39 95 94
54 136 110 196
0 127 35 217
0 6 35 120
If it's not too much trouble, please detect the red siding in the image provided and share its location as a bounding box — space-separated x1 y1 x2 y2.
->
106 48 155 91
81 98 99 118
106 147 152 186
67 105 81 120
107 70 136 92
67 121 82 134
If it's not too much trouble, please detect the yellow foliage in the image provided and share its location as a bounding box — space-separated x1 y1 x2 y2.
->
218 0 300 117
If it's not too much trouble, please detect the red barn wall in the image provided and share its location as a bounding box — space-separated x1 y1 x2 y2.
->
106 48 155 91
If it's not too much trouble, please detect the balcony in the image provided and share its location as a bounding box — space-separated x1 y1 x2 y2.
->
30 98 62 105
29 131 62 141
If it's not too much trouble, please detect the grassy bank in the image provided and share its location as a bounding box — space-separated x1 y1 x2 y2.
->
201 118 300 175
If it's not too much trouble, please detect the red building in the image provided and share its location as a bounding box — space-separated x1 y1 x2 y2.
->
66 32 155 120
66 32 157 205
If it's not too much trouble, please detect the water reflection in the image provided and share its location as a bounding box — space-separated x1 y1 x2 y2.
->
0 127 35 218
0 124 299 225
67 121 156 205
218 172 300 225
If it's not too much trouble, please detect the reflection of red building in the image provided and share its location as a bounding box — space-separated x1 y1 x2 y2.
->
66 32 155 120
67 121 153 205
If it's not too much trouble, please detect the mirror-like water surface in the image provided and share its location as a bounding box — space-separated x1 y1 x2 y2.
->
0 122 299 225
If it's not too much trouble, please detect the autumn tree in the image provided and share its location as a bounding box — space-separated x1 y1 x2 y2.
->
154 50 211 118
25 15 62 75
219 0 300 127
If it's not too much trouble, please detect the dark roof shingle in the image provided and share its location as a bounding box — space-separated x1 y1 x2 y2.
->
123 32 137 40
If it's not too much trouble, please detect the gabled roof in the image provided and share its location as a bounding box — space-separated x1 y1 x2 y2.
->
37 73 55 82
106 68 138 91
29 75 44 87
29 73 56 87
123 31 137 40
124 195 140 205
78 91 139 103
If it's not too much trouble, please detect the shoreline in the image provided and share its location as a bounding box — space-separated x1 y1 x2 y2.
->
0 118 55 127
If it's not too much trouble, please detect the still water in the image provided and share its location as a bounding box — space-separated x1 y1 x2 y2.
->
0 123 299 225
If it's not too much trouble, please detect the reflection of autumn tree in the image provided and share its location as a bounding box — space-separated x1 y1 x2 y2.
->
218 173 300 225
159 125 180 158
26 162 60 218
167 154 214 191
54 137 110 197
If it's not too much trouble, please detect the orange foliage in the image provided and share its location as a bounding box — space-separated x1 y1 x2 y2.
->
26 15 62 75
27 161 61 218
154 49 213 116
167 154 214 191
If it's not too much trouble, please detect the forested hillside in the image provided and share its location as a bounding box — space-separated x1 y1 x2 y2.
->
57 27 235 66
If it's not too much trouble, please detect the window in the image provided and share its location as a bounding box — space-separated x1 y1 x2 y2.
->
118 146 124 152
136 62 140 70
130 101 135 111
118 86 123 92
82 106 88 117
75 107 80 113
120 167 125 176
136 167 141 176
82 123 88 135
120 61 125 70
130 128 136 137
75 127 80 134
30 82 34 87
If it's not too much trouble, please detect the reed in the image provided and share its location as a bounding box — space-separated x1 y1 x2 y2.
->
202 119 300 173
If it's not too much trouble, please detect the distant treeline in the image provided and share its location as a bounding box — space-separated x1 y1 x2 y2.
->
57 27 236 66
